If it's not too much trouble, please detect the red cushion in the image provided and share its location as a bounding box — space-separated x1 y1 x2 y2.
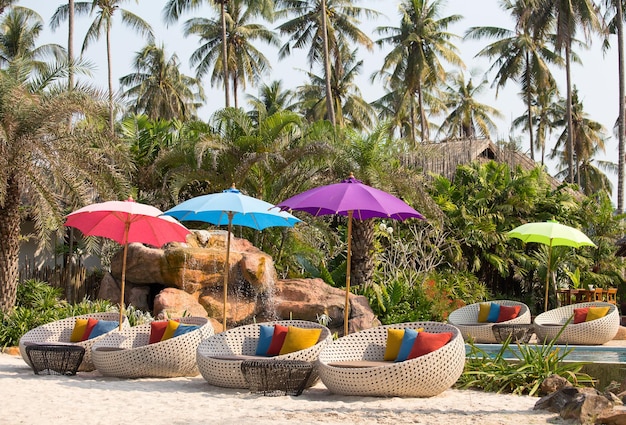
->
149 321 170 344
81 318 99 341
265 324 288 356
573 308 590 324
406 332 453 360
496 305 521 323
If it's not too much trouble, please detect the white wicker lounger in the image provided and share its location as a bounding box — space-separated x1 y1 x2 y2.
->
318 322 465 397
533 302 619 345
19 312 130 372
91 316 214 378
196 320 332 389
448 300 531 343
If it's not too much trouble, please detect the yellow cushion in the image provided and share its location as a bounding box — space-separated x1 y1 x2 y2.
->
278 326 322 355
160 319 181 341
586 306 610 322
70 318 89 342
384 328 405 361
477 302 492 323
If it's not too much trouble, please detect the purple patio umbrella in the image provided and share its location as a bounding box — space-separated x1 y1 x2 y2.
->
278 174 426 334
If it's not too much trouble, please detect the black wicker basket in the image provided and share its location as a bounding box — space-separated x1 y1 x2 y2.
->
491 324 534 344
241 359 313 396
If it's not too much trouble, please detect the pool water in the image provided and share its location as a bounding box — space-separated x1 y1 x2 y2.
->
467 343 626 364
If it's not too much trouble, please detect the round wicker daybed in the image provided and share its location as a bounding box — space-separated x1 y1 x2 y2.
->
533 302 619 345
91 316 214 378
448 300 531 343
318 322 465 397
19 312 130 372
196 320 332 389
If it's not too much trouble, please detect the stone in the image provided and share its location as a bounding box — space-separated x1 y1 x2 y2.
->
614 326 626 340
540 374 573 395
560 392 613 424
597 406 626 425
153 287 209 319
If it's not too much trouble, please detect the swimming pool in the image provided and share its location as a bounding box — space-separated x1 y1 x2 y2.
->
467 343 626 364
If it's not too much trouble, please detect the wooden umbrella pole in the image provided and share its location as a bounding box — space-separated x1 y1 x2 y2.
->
223 212 234 332
544 242 553 312
119 223 130 330
344 211 353 336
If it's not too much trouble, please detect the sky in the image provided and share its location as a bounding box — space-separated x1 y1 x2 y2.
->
18 0 621 203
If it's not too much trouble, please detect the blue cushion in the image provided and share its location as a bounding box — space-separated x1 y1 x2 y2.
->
255 325 275 356
487 303 501 323
172 324 200 337
395 328 419 362
88 320 119 339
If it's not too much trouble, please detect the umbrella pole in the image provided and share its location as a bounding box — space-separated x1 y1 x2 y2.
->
344 211 353 336
544 242 553 312
223 212 234 332
119 241 129 331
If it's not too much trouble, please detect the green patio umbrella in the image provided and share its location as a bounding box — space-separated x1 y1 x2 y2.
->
508 220 596 312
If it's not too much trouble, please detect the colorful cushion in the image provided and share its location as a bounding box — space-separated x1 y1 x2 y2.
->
172 324 199 338
496 305 521 323
160 319 181 341
88 320 118 339
255 325 275 356
486 303 501 323
149 321 170 344
265 324 288 356
573 308 589 324
406 332 453 360
477 302 492 323
70 318 90 342
279 326 323 355
395 328 419 362
586 306 610 322
81 318 99 341
384 328 405 361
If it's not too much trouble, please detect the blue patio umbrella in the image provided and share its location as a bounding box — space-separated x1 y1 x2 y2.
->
163 185 300 330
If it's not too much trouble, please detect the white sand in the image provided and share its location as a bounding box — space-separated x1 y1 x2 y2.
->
0 352 572 425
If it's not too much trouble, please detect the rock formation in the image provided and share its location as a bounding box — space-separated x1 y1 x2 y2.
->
98 230 380 334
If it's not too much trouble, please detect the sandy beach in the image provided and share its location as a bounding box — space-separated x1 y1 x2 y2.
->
0 352 574 425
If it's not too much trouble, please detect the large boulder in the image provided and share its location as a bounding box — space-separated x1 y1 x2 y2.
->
98 230 380 334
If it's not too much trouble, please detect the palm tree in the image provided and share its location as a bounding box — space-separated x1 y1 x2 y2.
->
533 0 603 183
119 43 205 121
50 0 154 133
374 0 463 143
294 47 375 129
246 80 296 121
465 0 562 161
437 71 503 139
0 58 131 313
182 0 279 108
276 0 379 126
603 0 625 212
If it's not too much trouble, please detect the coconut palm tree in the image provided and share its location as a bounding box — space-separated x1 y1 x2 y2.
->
0 57 131 313
374 0 463 143
465 0 562 161
245 80 296 123
532 0 604 183
182 0 279 108
50 0 154 133
275 0 379 126
437 71 503 139
119 43 205 121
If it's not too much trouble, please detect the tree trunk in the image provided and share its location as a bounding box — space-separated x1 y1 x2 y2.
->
350 219 375 290
565 41 575 183
525 51 535 161
106 20 114 134
68 0 74 90
321 0 335 126
0 176 21 313
221 1 230 108
417 80 428 142
617 0 625 213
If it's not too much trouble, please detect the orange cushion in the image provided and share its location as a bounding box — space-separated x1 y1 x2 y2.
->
81 318 99 341
586 306 610 321
160 319 181 341
265 324 288 356
279 326 322 355
70 318 89 342
573 308 589 324
496 305 521 323
407 332 453 360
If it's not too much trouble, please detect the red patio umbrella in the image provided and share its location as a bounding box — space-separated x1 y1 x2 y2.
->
278 174 426 334
64 197 191 329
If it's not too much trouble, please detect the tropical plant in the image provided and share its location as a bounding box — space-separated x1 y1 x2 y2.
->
51 0 155 132
119 43 204 120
